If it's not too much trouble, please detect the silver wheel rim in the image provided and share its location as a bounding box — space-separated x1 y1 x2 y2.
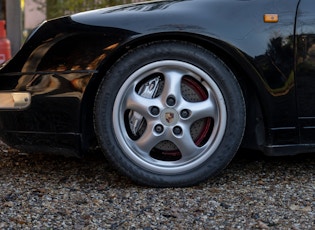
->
113 60 227 174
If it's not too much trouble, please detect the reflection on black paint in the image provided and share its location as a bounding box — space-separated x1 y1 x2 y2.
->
102 0 184 13
255 36 294 96
296 34 315 117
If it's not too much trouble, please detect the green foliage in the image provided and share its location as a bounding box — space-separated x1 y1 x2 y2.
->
46 0 147 19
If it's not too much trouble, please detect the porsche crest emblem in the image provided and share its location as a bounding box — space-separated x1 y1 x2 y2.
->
165 112 174 124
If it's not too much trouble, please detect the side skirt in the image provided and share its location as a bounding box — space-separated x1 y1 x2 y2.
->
264 144 315 156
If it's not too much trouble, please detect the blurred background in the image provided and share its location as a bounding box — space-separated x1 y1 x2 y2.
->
0 0 148 59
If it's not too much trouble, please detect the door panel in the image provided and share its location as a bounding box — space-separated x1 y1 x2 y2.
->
296 0 315 143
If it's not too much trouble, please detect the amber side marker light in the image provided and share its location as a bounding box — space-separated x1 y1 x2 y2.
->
264 14 279 23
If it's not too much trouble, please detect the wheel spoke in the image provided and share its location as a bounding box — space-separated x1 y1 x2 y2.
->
186 98 218 123
172 129 203 160
161 69 184 102
124 88 160 116
134 123 163 154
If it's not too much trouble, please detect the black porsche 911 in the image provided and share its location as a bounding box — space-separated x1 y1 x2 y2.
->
0 0 313 187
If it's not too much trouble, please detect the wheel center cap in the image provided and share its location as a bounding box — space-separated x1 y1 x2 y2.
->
161 108 179 126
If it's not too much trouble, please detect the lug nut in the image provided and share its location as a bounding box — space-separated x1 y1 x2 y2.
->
150 106 160 116
155 124 164 134
180 109 190 118
173 126 182 135
166 96 176 106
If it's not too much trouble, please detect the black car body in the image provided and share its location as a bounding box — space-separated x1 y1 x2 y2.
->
0 0 313 186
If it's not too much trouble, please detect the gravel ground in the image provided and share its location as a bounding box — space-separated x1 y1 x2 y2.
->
0 141 314 229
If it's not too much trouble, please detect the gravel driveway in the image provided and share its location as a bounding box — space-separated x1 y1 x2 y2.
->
0 141 314 229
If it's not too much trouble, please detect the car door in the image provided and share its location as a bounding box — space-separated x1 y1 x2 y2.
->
295 0 315 143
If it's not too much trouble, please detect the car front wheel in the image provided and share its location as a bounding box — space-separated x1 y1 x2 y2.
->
94 41 245 187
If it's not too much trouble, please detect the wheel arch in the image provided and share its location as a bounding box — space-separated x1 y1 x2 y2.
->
80 32 267 153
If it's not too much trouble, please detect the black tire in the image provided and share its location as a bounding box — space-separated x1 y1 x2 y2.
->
94 41 245 187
